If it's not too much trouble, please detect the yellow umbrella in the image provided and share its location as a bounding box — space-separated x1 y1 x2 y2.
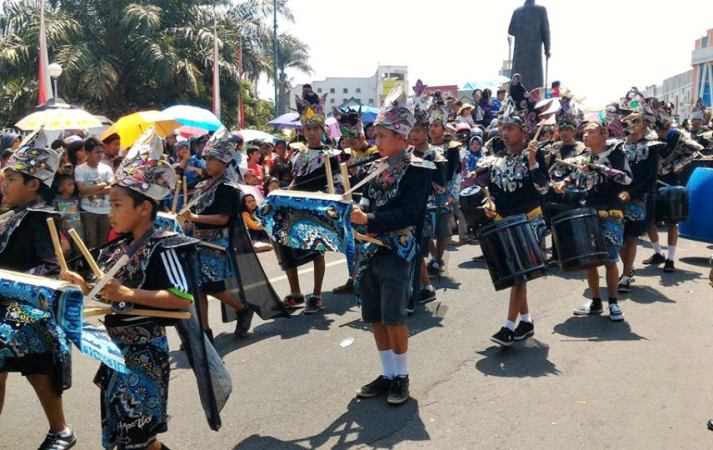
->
100 110 180 148
16 107 102 131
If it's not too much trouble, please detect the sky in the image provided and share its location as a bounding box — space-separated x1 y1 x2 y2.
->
257 0 713 110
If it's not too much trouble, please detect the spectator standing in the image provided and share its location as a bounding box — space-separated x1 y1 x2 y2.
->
74 137 113 249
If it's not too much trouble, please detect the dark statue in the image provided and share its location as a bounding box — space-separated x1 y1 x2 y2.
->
508 0 551 90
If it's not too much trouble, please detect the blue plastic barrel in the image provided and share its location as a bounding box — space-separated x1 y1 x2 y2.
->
680 167 713 244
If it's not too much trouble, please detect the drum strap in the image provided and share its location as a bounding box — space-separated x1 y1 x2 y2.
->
495 206 543 222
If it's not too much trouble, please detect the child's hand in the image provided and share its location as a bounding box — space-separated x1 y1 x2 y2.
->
59 270 90 294
100 279 134 302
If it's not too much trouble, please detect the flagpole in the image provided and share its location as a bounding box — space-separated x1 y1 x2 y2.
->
212 11 221 120
37 0 52 105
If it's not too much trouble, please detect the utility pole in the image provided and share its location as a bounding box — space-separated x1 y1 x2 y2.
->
273 0 279 117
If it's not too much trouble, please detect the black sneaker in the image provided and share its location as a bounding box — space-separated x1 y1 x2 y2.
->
356 375 392 398
573 300 604 316
427 260 444 275
490 327 514 346
617 276 631 293
707 419 713 431
38 426 77 450
304 295 324 314
663 259 675 273
387 376 410 405
332 278 354 294
643 252 666 265
234 306 254 338
513 321 534 341
418 288 437 304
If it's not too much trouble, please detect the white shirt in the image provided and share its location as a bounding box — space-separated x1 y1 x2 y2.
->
74 162 114 214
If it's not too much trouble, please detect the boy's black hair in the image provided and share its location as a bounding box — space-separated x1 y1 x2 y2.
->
84 137 103 153
115 185 159 220
247 146 261 157
56 174 74 185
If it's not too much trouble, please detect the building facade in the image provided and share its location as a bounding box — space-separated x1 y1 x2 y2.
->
693 28 713 109
289 65 408 111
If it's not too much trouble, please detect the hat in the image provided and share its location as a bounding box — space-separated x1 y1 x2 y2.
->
500 99 527 128
114 152 176 202
125 127 163 160
458 103 474 115
333 107 364 138
203 128 237 164
6 129 59 187
374 85 415 136
63 135 82 146
296 92 327 129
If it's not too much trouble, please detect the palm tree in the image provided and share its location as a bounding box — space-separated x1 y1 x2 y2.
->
270 33 312 114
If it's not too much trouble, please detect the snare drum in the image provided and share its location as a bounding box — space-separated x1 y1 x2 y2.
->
551 208 609 272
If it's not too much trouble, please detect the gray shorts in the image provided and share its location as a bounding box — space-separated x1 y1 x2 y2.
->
434 211 452 239
358 249 413 325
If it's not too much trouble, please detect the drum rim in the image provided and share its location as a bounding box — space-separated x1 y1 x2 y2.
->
551 207 598 223
477 213 529 236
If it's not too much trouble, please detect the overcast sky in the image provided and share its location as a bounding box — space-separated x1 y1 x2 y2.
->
257 0 713 110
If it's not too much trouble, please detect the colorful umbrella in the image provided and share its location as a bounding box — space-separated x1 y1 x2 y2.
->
100 110 180 148
162 105 223 131
238 129 278 143
16 106 102 131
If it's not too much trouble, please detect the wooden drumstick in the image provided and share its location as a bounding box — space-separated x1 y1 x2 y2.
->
324 150 336 194
657 179 671 187
354 231 384 246
340 162 352 201
171 179 182 213
68 228 104 279
182 176 188 206
46 218 68 273
83 306 191 320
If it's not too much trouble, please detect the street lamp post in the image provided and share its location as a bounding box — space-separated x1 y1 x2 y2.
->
273 0 279 117
48 62 63 101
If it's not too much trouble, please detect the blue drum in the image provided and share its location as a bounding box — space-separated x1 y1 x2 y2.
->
680 168 713 244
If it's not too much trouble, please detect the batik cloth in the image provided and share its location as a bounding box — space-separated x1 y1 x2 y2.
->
95 320 169 450
195 230 234 293
600 217 624 262
258 193 355 274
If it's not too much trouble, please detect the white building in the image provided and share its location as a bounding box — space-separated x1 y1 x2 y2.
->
642 70 693 122
289 65 408 112
693 28 713 110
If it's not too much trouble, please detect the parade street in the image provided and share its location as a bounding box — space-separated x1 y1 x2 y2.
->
1 230 712 449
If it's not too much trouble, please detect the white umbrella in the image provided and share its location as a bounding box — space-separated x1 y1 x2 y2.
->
238 129 278 143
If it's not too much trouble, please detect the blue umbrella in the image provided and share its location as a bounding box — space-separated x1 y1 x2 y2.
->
268 112 300 128
163 105 224 131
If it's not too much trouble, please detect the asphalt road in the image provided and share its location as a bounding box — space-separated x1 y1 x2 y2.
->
2 232 713 449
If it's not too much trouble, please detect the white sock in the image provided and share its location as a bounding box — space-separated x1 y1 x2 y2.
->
393 351 408 378
519 313 532 323
667 246 676 261
503 320 516 331
652 242 662 255
425 284 435 292
379 350 395 379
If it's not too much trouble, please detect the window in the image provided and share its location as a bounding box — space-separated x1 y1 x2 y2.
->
330 99 335 104
368 98 374 104
343 88 348 94
356 88 361 94
317 88 322 93
329 88 335 93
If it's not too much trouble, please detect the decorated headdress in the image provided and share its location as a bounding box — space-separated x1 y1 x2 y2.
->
374 85 415 136
203 128 237 164
296 91 327 129
500 98 527 129
5 129 59 187
114 151 176 202
555 93 583 130
619 87 656 125
428 89 450 126
410 79 431 128
125 127 163 160
647 98 673 131
691 98 707 121
333 107 364 138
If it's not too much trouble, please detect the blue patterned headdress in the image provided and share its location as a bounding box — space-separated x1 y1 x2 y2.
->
374 85 415 136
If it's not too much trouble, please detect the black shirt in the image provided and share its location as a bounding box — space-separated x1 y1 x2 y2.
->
484 149 549 217
0 211 56 272
194 183 239 230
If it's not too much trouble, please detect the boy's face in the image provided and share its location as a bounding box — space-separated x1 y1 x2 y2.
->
205 156 227 177
108 187 150 234
2 170 38 206
59 179 75 195
87 146 105 165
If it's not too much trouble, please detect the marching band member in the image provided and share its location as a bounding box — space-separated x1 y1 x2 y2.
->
61 152 196 450
616 90 666 293
479 107 550 346
180 134 254 340
277 91 341 313
352 87 431 405
642 102 703 272
553 118 632 320
0 135 77 449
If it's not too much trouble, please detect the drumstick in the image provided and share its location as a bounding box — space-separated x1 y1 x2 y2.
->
46 218 68 273
657 179 671 187
171 179 182 213
86 254 129 302
68 228 104 279
324 151 336 194
340 162 352 201
199 241 226 251
0 210 15 222
354 231 384 246
83 306 191 320
183 176 188 206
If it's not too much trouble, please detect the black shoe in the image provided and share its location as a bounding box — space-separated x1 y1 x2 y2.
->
332 278 354 294
418 288 437 304
643 252 666 265
490 327 514 346
356 375 392 398
387 376 410 405
234 306 254 338
663 259 675 273
427 260 444 275
38 426 77 450
573 300 604 316
513 321 534 341
617 276 631 294
707 419 713 431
